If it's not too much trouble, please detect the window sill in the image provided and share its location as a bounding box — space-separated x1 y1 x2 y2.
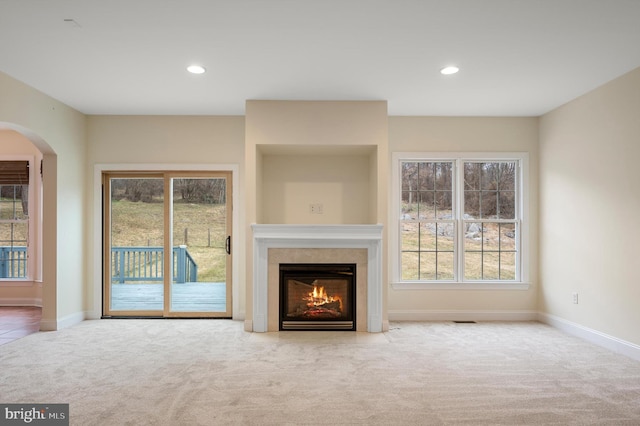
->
391 281 530 291
0 280 35 287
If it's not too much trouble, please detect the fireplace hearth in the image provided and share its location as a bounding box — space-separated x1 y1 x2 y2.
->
280 263 356 330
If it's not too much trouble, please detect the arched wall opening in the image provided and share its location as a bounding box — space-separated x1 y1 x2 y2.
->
0 122 57 331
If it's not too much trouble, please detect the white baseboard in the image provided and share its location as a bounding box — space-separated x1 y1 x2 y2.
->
0 297 42 307
85 310 101 320
388 310 538 322
39 310 85 331
538 312 640 362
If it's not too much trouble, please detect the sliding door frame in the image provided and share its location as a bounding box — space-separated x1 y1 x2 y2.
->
92 164 240 320
102 171 165 317
164 171 233 318
102 170 232 317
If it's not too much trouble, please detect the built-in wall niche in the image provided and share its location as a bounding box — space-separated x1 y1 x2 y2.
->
257 144 378 225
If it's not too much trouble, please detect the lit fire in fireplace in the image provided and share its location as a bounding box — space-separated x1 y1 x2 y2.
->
306 283 343 311
280 264 355 329
287 281 345 319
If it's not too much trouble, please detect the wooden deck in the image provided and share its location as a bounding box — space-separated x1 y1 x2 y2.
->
110 282 226 312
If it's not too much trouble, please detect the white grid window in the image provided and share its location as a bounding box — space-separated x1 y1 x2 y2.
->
0 160 30 280
392 153 528 287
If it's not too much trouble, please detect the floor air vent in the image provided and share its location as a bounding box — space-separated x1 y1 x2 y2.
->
453 320 477 323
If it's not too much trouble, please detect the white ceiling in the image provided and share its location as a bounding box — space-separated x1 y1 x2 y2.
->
1 0 640 117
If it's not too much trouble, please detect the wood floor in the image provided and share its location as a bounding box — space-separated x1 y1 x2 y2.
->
109 282 227 312
0 306 41 346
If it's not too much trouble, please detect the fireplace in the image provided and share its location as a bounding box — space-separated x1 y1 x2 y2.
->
280 263 356 330
251 224 384 333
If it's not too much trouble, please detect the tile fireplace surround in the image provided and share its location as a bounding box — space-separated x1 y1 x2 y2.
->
251 224 384 332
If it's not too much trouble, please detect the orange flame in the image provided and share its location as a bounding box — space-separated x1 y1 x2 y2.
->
306 285 343 311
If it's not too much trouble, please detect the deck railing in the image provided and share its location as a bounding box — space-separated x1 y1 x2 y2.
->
111 246 198 284
0 246 27 279
1 246 199 282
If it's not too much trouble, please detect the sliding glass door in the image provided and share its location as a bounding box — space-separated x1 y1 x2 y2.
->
168 176 230 315
103 172 232 318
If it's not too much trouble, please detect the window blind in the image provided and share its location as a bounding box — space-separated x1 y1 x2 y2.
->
0 161 29 185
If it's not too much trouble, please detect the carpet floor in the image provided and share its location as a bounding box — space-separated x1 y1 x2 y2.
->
1 319 639 425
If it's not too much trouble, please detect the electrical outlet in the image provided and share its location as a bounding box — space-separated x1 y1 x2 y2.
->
310 203 323 214
572 292 579 304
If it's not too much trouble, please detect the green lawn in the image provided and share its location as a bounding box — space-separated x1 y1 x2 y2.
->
400 203 516 281
110 199 227 282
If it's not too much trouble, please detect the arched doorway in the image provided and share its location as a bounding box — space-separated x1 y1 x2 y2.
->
0 123 56 331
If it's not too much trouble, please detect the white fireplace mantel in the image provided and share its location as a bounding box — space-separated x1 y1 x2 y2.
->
251 224 384 332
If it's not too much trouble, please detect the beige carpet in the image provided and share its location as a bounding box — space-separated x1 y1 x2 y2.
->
1 320 639 425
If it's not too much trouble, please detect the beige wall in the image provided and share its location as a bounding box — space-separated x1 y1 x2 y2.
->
245 100 388 223
387 116 539 319
244 100 389 328
0 71 86 330
0 130 41 155
261 153 372 224
87 115 245 163
86 115 246 318
539 67 640 346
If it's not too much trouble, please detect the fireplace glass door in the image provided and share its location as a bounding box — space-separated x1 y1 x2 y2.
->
280 264 356 330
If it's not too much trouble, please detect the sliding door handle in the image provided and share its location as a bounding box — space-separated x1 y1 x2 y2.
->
225 236 231 255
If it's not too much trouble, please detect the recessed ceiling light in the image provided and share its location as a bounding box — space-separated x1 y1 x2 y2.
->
187 65 206 74
440 66 459 75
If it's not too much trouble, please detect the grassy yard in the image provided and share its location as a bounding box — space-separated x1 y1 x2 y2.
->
110 199 227 282
401 204 516 281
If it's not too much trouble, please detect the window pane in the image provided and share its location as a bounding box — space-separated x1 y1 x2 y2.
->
435 190 452 217
465 161 517 220
401 162 419 191
418 163 435 191
0 185 28 220
464 163 481 190
483 252 500 280
464 252 482 280
498 191 515 219
499 223 517 250
482 223 500 251
401 252 419 280
481 163 499 190
437 252 455 280
0 222 28 279
419 252 436 281
434 163 452 190
418 191 435 219
401 222 419 251
500 252 516 280
464 223 483 250
436 225 454 251
464 221 480 239
463 222 518 281
463 190 479 218
0 222 28 244
498 162 516 191
419 224 436 251
401 191 417 218
480 191 498 218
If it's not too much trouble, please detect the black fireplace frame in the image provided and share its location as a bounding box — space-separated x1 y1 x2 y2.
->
279 263 356 331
